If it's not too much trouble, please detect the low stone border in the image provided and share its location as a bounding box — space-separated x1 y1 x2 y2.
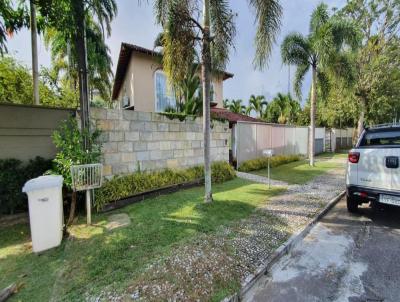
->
222 190 346 302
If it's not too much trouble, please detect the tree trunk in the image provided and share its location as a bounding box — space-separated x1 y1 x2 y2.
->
73 0 90 150
309 66 317 166
202 0 213 203
67 191 77 225
357 97 366 139
30 0 39 105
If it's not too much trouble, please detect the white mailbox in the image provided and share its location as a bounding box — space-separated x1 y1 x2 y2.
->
22 175 64 253
262 149 274 157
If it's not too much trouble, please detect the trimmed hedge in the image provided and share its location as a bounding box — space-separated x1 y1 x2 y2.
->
94 161 236 210
0 157 53 215
238 155 301 172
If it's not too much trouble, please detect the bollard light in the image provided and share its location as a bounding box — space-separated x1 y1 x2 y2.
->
262 149 274 189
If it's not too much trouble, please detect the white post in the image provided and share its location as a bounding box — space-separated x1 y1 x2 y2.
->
268 157 271 189
86 189 91 225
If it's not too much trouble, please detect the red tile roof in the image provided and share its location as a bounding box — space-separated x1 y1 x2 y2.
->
211 107 262 123
112 42 234 100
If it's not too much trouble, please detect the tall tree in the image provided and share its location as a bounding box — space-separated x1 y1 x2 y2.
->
44 17 113 103
30 0 39 105
338 0 400 136
246 94 267 118
37 0 116 144
281 3 359 165
155 0 282 203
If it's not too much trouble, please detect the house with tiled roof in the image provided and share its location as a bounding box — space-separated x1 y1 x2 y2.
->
112 42 234 112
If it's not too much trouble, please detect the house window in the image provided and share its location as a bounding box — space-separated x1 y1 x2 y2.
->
154 70 176 112
195 82 216 103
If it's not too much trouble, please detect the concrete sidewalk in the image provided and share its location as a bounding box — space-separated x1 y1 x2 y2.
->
243 198 400 302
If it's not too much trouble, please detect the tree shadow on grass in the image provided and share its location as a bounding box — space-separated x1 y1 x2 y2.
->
0 178 287 300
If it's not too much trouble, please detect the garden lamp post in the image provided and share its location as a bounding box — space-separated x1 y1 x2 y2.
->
262 149 274 189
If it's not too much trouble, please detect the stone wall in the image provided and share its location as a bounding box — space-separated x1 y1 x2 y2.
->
91 108 230 177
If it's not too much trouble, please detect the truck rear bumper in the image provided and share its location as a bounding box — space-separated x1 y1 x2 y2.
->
347 185 400 204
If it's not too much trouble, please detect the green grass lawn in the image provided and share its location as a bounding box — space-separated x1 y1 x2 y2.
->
253 156 345 184
0 178 284 301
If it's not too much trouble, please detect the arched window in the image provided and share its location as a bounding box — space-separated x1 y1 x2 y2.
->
154 70 176 112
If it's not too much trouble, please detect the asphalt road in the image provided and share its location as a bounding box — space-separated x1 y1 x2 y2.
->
243 197 400 302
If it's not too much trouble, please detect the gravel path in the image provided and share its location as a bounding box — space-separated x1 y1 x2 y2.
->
97 159 346 302
236 171 289 187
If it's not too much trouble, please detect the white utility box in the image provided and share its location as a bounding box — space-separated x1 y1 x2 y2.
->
22 175 64 253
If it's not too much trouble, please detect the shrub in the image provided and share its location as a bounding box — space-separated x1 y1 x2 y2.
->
238 154 301 172
94 161 236 210
0 157 52 215
51 117 102 224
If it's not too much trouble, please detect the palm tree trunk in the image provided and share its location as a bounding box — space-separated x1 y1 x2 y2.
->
30 0 39 105
202 0 213 203
309 66 317 166
73 0 90 150
356 97 366 139
67 191 77 225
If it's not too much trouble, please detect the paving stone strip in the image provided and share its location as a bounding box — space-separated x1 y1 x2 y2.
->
90 161 346 302
236 171 289 187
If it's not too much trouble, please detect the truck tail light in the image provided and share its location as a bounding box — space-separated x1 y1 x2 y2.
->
348 152 360 163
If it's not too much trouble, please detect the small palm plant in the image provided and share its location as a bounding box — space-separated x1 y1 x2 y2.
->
246 94 268 118
281 3 359 165
228 99 246 114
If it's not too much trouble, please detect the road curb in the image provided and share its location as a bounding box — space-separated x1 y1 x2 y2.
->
222 190 346 302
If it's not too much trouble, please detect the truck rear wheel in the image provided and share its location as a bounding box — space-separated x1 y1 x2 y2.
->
347 195 358 213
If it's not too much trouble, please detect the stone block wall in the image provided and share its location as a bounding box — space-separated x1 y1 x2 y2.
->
91 108 230 177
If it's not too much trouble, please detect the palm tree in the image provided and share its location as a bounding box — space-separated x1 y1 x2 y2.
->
228 99 246 114
281 3 359 166
223 99 230 109
44 17 114 104
30 0 39 105
35 0 117 224
246 94 267 118
266 93 300 124
155 0 282 203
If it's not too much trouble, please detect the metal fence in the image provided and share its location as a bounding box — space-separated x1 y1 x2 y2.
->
333 128 355 150
234 121 326 166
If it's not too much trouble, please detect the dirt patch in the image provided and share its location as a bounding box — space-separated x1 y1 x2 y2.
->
106 213 131 230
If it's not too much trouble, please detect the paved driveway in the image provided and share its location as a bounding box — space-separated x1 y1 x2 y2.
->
243 198 400 302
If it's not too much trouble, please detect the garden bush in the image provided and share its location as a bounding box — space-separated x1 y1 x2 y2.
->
0 157 52 215
94 161 236 210
238 154 301 172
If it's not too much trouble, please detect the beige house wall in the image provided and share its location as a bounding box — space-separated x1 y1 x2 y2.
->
117 52 226 111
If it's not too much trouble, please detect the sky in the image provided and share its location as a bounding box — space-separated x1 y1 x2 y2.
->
5 0 347 105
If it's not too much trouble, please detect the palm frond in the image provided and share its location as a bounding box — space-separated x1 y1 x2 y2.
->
154 0 169 26
281 32 311 66
330 17 361 51
310 3 329 35
248 0 282 69
88 0 117 37
294 63 310 99
317 70 330 100
210 0 236 71
162 0 196 85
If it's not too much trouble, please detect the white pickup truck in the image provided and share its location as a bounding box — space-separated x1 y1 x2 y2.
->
346 124 400 212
